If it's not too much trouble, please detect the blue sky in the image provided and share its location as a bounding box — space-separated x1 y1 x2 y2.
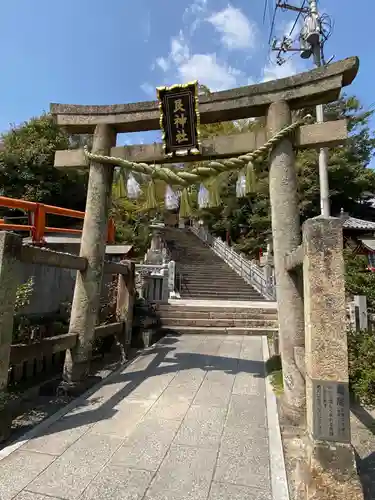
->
0 0 374 150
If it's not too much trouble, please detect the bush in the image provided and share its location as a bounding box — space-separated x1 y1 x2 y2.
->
347 328 375 407
265 354 284 396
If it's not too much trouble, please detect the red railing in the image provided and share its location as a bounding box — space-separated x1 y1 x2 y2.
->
0 196 116 244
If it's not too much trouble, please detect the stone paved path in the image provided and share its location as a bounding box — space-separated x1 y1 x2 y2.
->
0 334 287 500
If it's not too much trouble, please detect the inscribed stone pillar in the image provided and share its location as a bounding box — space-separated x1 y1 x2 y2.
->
267 101 306 424
0 232 22 442
303 216 363 499
116 261 135 353
62 124 116 388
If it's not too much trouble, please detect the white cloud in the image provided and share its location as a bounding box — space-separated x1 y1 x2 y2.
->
262 57 300 82
153 23 250 92
140 82 155 97
156 57 169 72
170 32 190 64
159 32 244 91
183 0 208 35
183 0 207 18
178 53 243 91
207 5 256 50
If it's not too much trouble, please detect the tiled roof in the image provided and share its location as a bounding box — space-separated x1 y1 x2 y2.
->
343 216 375 230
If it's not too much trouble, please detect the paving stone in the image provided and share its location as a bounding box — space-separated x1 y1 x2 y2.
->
27 433 122 499
214 452 271 490
220 426 268 455
240 338 263 361
217 340 243 358
125 351 162 374
110 417 181 471
66 380 136 417
145 445 217 500
89 399 154 438
174 404 227 449
147 390 191 420
126 373 176 401
80 464 153 500
14 493 62 500
208 482 272 500
0 451 55 500
168 368 206 390
226 394 267 429
232 372 266 397
23 417 92 455
193 377 233 407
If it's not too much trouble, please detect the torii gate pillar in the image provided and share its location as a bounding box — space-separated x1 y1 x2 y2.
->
268 100 306 425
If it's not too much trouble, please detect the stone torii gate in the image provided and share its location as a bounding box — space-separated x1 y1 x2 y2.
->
52 57 363 499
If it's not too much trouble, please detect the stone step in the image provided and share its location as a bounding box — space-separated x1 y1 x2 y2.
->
181 283 257 291
159 325 278 335
180 292 262 300
156 305 277 314
158 310 278 320
180 274 249 280
160 317 278 328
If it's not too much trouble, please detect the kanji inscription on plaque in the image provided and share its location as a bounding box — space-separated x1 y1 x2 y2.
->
156 81 200 157
312 379 350 443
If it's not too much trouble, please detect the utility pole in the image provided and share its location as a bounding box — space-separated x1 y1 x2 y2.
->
307 0 330 216
272 1 332 217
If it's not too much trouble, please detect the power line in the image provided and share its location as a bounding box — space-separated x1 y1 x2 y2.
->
287 0 307 37
263 0 269 25
269 1 334 216
268 2 279 45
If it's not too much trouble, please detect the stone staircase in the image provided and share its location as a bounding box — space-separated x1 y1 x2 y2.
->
156 303 278 336
158 227 278 336
164 228 263 301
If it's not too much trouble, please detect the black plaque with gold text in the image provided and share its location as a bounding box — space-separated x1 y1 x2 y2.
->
157 81 200 157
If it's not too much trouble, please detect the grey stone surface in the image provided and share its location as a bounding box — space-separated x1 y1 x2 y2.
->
27 433 122 499
193 375 233 407
220 426 269 455
0 451 55 500
0 334 286 500
23 418 92 455
268 100 306 424
174 404 227 449
110 417 181 471
214 451 271 490
14 493 63 500
89 399 153 438
145 445 217 500
226 394 267 428
146 389 191 420
51 57 359 134
126 372 176 401
232 372 265 396
62 123 116 384
80 464 153 500
208 482 272 500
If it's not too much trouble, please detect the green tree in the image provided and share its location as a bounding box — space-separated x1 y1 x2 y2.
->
198 95 375 258
0 114 88 211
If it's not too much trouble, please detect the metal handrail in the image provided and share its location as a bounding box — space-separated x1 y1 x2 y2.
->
190 223 276 300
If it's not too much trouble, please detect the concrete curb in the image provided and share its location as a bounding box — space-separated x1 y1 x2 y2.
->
262 335 290 500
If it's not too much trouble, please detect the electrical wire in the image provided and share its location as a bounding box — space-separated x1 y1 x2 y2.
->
263 0 269 24
268 2 278 45
287 0 307 37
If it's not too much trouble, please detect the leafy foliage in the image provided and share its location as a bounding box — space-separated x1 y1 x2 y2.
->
196 95 375 258
0 114 88 212
111 174 153 258
344 249 375 310
14 277 34 313
348 328 375 407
